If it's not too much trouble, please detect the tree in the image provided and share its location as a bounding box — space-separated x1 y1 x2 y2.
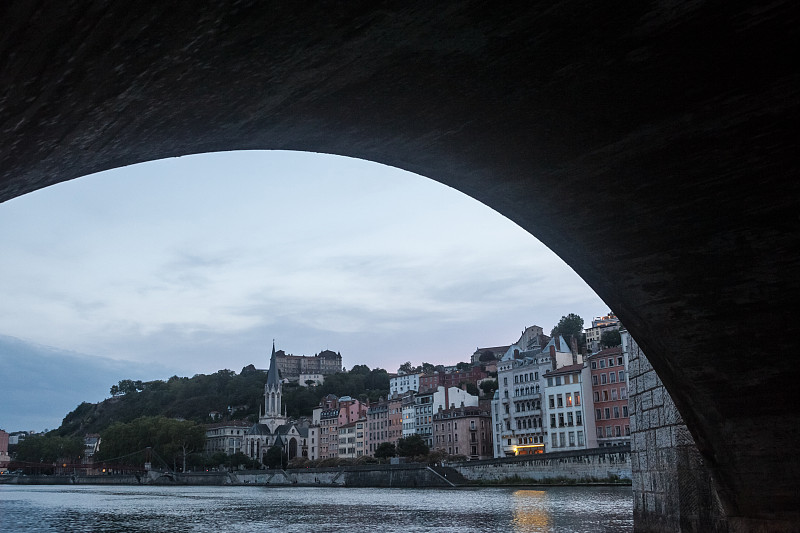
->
421 362 436 375
479 379 498 397
550 313 585 340
464 382 479 397
15 434 83 464
456 361 471 371
374 442 396 460
263 445 286 469
479 350 496 362
305 380 317 386
398 361 414 374
96 416 205 470
396 434 429 458
600 329 622 348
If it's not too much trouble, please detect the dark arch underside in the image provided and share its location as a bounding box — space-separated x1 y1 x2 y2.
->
1 1 798 527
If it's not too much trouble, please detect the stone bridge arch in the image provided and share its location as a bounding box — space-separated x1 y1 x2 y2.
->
1 2 797 530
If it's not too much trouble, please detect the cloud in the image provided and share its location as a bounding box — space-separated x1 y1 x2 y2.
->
0 335 179 433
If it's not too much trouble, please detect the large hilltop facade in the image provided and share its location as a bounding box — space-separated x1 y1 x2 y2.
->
274 349 342 381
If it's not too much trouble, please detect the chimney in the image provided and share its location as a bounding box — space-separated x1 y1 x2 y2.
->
550 345 557 370
571 337 578 365
555 336 561 351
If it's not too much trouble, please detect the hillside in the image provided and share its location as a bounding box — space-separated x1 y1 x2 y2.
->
54 364 391 437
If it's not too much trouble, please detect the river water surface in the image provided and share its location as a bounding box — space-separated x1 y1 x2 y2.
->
1 484 633 532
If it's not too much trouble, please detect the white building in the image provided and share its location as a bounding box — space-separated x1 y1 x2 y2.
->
299 373 324 387
390 373 421 396
491 335 579 457
542 363 597 452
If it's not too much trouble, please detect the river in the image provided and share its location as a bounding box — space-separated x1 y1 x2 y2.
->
0 484 633 532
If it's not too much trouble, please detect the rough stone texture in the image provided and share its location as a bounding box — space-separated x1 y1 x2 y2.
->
628 336 726 532
1 2 799 529
450 446 631 483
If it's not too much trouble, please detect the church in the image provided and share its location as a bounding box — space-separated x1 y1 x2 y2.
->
242 343 310 464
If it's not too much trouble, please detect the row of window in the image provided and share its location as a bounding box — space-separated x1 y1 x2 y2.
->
547 392 582 409
549 410 583 428
513 371 540 384
514 384 541 396
515 399 541 412
590 356 624 370
595 405 629 420
550 430 585 448
592 370 625 385
593 387 627 402
596 425 630 438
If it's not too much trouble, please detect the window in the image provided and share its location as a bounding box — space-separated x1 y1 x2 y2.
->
596 427 603 438
504 377 508 386
576 411 582 425
601 374 608 384
611 388 618 401
549 395 555 408
599 360 605 369
603 390 609 401
559 433 565 447
606 426 613 437
547 377 553 386
577 430 584 446
591 361 597 369
592 375 598 385
557 395 563 408
514 375 519 383
550 414 556 427
594 391 600 402
551 433 558 447
555 376 562 386
610 372 617 383
566 393 573 407
569 432 575 446
567 412 573 425
595 409 602 420
625 425 630 436
535 372 539 380
618 356 623 365
615 426 622 437
575 392 581 406
608 358 614 367
558 413 565 427
621 387 627 399
619 370 625 381
604 408 611 419
613 406 620 418
623 405 629 417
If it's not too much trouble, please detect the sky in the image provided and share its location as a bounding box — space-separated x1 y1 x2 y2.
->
0 150 608 431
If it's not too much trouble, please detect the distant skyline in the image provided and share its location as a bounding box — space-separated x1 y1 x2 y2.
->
0 150 609 431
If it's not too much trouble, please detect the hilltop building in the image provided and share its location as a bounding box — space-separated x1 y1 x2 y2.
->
585 312 622 353
274 349 342 381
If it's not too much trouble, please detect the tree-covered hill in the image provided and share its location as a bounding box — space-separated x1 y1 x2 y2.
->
54 364 391 438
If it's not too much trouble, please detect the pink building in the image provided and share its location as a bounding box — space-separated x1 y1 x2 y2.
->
432 404 493 460
587 346 630 446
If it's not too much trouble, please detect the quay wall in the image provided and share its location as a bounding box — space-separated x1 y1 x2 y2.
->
626 335 726 532
447 446 631 483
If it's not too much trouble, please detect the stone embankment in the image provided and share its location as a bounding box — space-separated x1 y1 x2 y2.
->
447 445 631 484
0 447 630 488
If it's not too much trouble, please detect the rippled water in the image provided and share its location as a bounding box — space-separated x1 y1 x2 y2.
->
0 485 632 532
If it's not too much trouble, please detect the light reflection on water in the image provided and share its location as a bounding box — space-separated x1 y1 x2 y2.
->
0 485 632 532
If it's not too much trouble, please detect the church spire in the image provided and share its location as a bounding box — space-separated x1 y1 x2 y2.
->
266 340 280 387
